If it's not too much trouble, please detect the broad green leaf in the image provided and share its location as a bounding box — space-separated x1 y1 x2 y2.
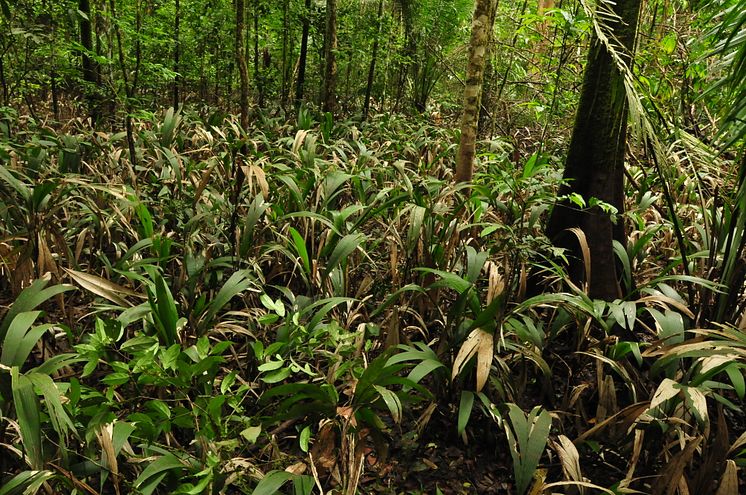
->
299 426 311 453
465 246 488 284
261 367 291 384
458 391 474 436
0 470 54 495
322 170 352 203
370 284 426 318
31 353 81 375
252 470 294 495
293 475 314 495
322 233 366 280
466 294 505 334
0 163 31 202
646 308 684 344
12 367 43 470
373 385 402 423
148 399 172 419
407 359 446 384
289 227 311 275
505 404 552 495
134 453 184 493
160 107 180 147
622 301 637 330
113 422 137 455
416 268 472 294
305 297 354 333
281 211 340 235
26 372 75 440
241 425 262 443
0 277 73 342
725 365 745 400
1 311 46 367
406 205 426 254
200 269 256 331
155 275 178 343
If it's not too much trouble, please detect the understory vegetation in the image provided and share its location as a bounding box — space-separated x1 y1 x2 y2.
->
1 0 746 493
0 105 744 493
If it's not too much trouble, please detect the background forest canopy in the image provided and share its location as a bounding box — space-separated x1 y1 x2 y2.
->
1 0 476 118
1 0 746 494
0 0 741 138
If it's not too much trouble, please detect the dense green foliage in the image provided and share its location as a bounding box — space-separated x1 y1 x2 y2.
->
0 0 745 494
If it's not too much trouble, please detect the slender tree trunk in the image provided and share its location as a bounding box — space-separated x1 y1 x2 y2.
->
173 0 180 109
79 0 99 121
321 0 337 114
363 0 384 120
0 53 7 105
253 0 263 107
109 0 137 170
281 0 289 108
133 0 142 94
394 1 414 112
48 0 59 120
231 0 250 255
51 69 59 120
236 0 250 130
545 0 643 300
478 1 499 137
455 0 498 183
295 0 311 107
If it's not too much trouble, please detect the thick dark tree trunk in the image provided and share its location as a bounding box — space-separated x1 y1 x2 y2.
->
545 0 643 300
295 0 311 107
321 0 337 114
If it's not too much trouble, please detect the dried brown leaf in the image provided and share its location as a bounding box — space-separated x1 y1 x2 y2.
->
551 435 584 494
63 268 142 307
650 437 702 495
714 460 739 495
